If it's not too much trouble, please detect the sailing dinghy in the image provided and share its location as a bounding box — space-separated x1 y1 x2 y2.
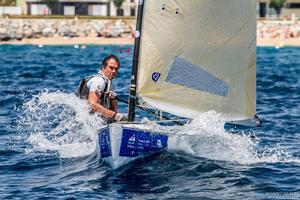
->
97 0 260 169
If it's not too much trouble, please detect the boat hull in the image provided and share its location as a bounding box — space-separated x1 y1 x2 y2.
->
97 123 168 169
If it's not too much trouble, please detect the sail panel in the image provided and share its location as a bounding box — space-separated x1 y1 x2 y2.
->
166 57 229 97
137 0 257 120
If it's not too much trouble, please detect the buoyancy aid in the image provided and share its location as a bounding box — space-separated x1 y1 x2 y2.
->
77 72 112 109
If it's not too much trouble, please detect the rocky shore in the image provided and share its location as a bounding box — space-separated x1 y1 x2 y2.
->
1 18 300 47
0 18 135 42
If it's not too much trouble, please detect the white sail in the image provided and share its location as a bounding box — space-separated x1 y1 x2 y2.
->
137 0 257 121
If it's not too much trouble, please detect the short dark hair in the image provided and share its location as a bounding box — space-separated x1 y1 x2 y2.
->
102 54 120 68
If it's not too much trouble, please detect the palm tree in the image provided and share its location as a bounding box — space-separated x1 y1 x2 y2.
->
269 0 286 18
113 0 125 16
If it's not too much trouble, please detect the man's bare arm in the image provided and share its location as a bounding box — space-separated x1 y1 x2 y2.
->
88 92 115 118
110 99 118 112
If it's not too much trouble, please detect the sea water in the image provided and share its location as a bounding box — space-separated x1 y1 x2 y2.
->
0 45 299 199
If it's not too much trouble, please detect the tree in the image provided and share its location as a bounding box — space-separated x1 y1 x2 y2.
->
0 0 16 6
113 0 125 16
269 0 286 18
41 0 58 14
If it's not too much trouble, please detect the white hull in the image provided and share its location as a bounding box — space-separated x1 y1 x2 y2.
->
97 123 169 169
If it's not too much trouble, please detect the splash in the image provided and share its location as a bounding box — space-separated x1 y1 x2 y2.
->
18 93 298 165
18 90 105 158
169 111 299 164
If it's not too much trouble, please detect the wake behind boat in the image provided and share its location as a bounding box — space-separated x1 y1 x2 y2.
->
97 0 260 169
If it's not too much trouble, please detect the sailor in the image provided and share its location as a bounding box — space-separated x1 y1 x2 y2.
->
77 54 125 122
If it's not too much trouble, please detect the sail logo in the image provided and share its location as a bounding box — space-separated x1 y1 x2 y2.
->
152 72 161 82
129 135 136 142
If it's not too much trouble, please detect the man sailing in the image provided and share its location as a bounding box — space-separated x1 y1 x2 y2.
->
78 54 125 122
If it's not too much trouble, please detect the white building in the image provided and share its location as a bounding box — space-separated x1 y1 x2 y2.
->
109 0 136 16
25 0 137 16
0 0 22 15
26 0 110 16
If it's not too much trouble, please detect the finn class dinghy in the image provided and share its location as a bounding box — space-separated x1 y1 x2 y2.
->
97 0 261 169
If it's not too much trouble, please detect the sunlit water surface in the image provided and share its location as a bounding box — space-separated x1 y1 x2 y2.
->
0 45 299 199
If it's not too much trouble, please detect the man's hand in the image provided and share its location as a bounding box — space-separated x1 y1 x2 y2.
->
108 91 117 99
113 113 127 122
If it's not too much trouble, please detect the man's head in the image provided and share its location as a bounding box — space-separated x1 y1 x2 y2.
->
101 55 120 80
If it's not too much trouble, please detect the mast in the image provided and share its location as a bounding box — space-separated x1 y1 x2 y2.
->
128 0 145 122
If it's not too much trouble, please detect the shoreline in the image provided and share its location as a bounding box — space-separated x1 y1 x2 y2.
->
1 18 300 47
1 37 300 47
0 37 134 45
257 37 300 47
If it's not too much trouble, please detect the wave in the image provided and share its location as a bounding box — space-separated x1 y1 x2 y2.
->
18 91 299 165
18 90 105 159
169 111 299 164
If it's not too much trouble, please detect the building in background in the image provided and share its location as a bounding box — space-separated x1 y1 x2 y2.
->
0 0 22 15
26 0 110 16
258 0 300 19
1 0 300 18
109 0 136 16
23 0 300 18
25 0 136 16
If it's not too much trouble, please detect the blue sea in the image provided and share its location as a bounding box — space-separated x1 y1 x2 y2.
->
0 44 299 199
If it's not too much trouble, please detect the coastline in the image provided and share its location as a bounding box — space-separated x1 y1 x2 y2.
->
1 18 300 47
257 37 300 47
0 36 135 45
1 36 300 47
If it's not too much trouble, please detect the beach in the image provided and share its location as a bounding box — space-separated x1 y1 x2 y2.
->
1 33 300 47
0 37 300 47
257 37 300 47
3 36 300 47
0 36 134 45
1 34 300 47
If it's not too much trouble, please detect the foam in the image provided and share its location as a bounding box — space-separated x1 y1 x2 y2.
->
20 90 105 158
169 111 299 164
19 92 299 164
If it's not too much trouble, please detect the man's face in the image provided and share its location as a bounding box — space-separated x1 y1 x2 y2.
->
102 59 119 80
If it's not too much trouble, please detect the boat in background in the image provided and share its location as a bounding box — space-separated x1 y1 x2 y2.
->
97 0 260 169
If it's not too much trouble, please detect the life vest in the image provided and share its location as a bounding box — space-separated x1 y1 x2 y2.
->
77 73 112 109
